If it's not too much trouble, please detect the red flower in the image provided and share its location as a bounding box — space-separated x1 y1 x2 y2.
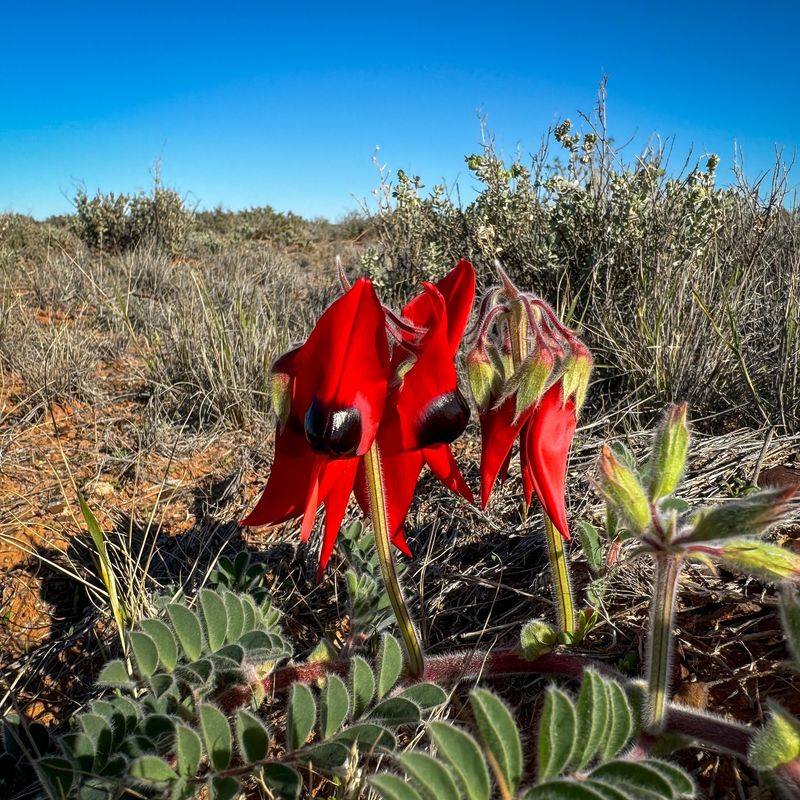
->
469 270 591 541
242 261 476 577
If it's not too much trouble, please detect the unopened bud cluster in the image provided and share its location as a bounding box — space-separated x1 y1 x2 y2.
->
466 266 592 421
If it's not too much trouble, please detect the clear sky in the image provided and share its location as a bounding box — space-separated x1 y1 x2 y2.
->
2 1 798 220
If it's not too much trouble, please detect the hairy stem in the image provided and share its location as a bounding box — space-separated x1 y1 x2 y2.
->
646 553 683 732
364 441 425 678
544 515 576 634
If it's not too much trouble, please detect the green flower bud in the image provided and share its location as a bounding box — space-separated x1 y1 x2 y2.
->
270 351 296 430
520 618 558 659
466 343 501 411
560 340 593 413
647 404 689 501
598 445 652 536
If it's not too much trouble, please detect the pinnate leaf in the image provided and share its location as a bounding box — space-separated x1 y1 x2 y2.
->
399 682 448 709
351 656 375 719
469 689 522 795
601 680 634 761
321 674 350 738
262 763 302 800
175 724 202 779
371 774 426 800
129 755 178 783
236 709 270 763
572 669 609 771
222 591 245 643
368 697 421 726
428 721 490 800
199 703 232 771
377 633 404 700
96 659 132 687
589 760 675 797
209 775 240 800
398 751 460 800
130 631 159 678
167 604 203 661
141 619 179 671
537 687 576 780
287 683 316 750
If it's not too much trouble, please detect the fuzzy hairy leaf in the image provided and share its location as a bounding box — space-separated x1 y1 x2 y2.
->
399 682 448 710
577 521 604 575
80 714 113 765
96 659 132 687
296 741 351 768
470 689 523 795
351 656 376 719
524 780 617 799
601 680 634 761
199 704 232 771
209 775 240 800
236 709 270 763
175 724 202 779
321 675 350 738
371 774 426 800
167 604 203 661
36 757 75 799
572 669 609 771
200 590 228 653
335 723 396 750
61 731 96 773
643 760 696 796
398 751 461 800
377 633 404 700
141 619 179 671
287 683 316 750
129 755 178 783
589 761 676 797
130 631 159 678
222 591 245 643
368 697 421 726
428 721 490 800
262 763 302 800
537 687 577 780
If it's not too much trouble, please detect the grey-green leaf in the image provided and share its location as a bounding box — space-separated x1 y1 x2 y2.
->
469 689 523 795
577 521 604 574
321 675 350 738
601 680 634 761
200 590 228 653
209 775 240 800
222 591 245 643
262 763 302 800
428 721 490 800
371 774 425 800
237 709 270 763
590 761 673 796
96 659 132 687
199 704 232 771
141 619 179 671
167 604 203 661
129 755 178 783
524 780 613 800
643 759 696 796
335 723 396 750
537 687 577 780
399 682 448 710
175 724 202 779
368 697 421 726
377 633 404 700
398 751 460 800
351 656 375 719
36 757 75 799
287 683 316 750
572 669 608 771
130 631 159 678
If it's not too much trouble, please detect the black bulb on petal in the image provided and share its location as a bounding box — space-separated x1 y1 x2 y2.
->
416 390 470 448
304 398 362 457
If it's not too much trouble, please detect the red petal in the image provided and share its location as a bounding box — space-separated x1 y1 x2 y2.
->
240 424 322 527
316 458 359 579
479 397 531 509
518 420 541 508
432 260 476 353
527 383 576 540
424 444 474 505
293 278 390 455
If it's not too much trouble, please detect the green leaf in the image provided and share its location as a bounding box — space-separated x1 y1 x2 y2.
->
200 590 228 653
399 682 448 710
371 774 425 800
524 780 613 800
749 704 800 769
296 741 350 768
61 731 96 773
129 755 178 783
262 763 302 800
469 689 522 795
590 761 674 796
321 674 350 738
537 687 577 780
335 723 396 750
399 752 460 800
199 703 232 771
141 619 179 671
377 633 404 700
209 776 240 800
572 669 609 771
642 759 696 796
222 591 245 643
36 757 75 799
368 697 421 726
142 714 176 752
167 603 203 661
351 656 375 719
428 721 490 800
80 714 113 765
175 724 202 779
577 521 604 574
96 659 132 687
582 780 641 800
240 596 256 632
287 683 316 750
601 680 634 761
130 631 159 678
237 709 270 763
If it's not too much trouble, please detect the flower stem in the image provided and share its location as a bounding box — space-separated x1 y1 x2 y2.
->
646 553 682 732
363 441 425 677
544 514 576 635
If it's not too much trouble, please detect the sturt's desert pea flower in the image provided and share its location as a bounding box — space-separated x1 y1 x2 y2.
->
241 261 476 578
467 266 592 541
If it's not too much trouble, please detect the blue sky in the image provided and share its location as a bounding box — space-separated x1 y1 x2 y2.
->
2 2 798 220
